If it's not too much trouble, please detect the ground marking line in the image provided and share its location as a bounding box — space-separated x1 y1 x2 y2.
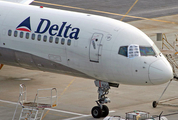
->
63 110 115 120
63 115 91 120
120 0 139 21
0 99 86 116
41 110 50 120
59 78 75 99
33 1 177 24
0 99 17 105
0 99 115 119
42 78 75 119
45 108 86 116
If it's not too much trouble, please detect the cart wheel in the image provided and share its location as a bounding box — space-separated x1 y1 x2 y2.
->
152 101 158 108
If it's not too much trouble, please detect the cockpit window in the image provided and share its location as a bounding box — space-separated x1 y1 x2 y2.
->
152 44 161 55
139 46 155 56
119 45 156 57
128 44 140 58
118 46 128 57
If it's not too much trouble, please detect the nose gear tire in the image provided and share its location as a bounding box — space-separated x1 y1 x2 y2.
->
102 105 109 117
91 106 102 118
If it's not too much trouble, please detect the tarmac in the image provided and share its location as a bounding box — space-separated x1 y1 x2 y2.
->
1 0 178 120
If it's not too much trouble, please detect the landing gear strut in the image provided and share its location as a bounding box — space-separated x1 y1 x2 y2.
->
152 79 172 108
91 80 119 118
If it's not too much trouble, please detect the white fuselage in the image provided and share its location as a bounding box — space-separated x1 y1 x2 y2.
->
0 1 173 85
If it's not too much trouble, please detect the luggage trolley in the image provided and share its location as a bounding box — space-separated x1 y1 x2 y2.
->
12 84 58 120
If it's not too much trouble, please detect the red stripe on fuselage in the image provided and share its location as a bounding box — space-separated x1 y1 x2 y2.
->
16 28 31 32
99 81 101 87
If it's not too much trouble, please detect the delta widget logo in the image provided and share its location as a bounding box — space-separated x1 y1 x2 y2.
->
16 17 31 32
16 16 80 40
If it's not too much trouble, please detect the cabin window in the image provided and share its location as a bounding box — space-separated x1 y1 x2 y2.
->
118 46 128 57
139 46 155 56
14 31 18 37
61 38 65 45
8 30 12 36
55 37 59 44
31 33 35 40
49 36 53 43
20 32 23 38
37 34 41 41
26 33 30 39
67 39 71 46
43 35 47 42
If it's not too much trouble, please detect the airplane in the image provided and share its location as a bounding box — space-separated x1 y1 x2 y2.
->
0 0 173 118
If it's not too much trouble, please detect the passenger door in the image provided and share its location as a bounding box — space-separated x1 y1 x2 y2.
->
89 33 103 62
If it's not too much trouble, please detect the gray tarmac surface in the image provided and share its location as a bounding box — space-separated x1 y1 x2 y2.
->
1 65 178 120
1 0 178 120
31 0 178 21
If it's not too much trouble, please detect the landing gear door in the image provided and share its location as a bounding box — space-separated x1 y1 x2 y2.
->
89 33 103 62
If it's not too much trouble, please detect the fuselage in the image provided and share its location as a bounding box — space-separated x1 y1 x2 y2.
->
0 1 173 85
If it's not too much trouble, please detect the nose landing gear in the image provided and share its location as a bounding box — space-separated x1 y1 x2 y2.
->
91 80 119 118
91 105 109 118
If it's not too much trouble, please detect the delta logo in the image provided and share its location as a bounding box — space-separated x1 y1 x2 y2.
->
16 17 31 32
16 17 80 40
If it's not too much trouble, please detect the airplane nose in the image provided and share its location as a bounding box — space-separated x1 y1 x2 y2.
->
149 59 173 85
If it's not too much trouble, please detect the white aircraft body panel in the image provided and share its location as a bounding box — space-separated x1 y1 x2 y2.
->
0 0 34 5
0 1 173 86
